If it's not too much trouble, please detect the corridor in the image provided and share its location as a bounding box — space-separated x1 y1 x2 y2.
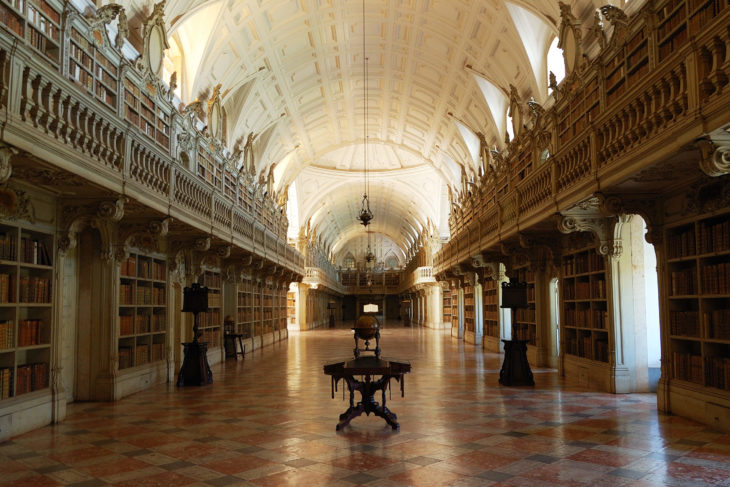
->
1 325 729 486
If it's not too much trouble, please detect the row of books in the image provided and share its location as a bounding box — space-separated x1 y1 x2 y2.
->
0 273 13 302
17 319 45 347
484 321 499 338
513 323 536 344
208 293 222 307
564 308 609 329
0 320 12 349
673 351 703 383
670 268 697 295
565 335 609 362
705 310 730 340
700 262 730 294
515 308 536 323
198 309 221 328
20 237 52 266
562 252 605 275
18 276 51 303
669 310 700 336
120 313 166 335
121 257 167 280
563 280 606 300
136 345 149 366
689 0 727 34
705 356 730 390
200 329 220 346
698 218 730 254
119 346 132 369
0 367 11 399
15 362 49 395
658 25 688 61
667 227 695 258
119 284 165 306
0 232 17 260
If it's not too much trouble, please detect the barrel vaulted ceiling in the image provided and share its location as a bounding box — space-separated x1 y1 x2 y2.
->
117 0 635 263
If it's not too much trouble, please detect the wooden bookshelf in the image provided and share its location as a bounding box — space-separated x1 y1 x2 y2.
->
655 0 690 63
67 25 119 111
482 277 499 339
236 278 254 339
287 291 296 328
601 25 648 106
560 235 609 363
463 284 475 334
0 220 53 399
665 208 730 391
442 288 451 325
0 0 62 67
123 77 171 151
118 252 166 370
512 260 537 347
450 288 459 331
263 283 273 335
197 270 221 350
197 144 221 189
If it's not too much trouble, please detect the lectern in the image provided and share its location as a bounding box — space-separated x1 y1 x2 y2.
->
177 283 214 386
498 278 535 386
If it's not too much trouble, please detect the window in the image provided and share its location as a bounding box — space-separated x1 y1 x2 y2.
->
547 36 565 93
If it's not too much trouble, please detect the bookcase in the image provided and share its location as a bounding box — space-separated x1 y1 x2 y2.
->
557 77 599 147
287 291 296 328
123 77 171 152
602 26 649 106
665 208 730 391
0 0 62 67
560 236 609 364
463 284 476 343
197 144 221 189
276 286 286 333
263 283 273 335
236 278 254 339
482 275 500 333
442 288 451 326
68 25 119 111
513 263 537 347
118 252 167 370
450 288 459 333
197 270 221 350
0 221 53 399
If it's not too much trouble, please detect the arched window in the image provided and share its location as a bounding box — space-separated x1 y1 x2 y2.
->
547 36 565 93
385 255 398 269
343 254 356 270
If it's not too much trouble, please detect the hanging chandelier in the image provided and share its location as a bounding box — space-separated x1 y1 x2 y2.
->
357 0 373 228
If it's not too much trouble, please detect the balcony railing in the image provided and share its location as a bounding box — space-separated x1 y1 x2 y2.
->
435 0 730 273
0 0 304 275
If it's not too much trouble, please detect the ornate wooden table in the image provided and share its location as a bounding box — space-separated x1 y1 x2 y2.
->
323 356 411 431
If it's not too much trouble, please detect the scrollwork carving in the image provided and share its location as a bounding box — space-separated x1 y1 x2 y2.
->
96 197 126 221
0 143 16 183
599 5 629 47
698 138 730 177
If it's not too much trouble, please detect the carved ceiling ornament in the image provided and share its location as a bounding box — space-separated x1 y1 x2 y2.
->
697 138 730 177
136 0 169 80
558 1 583 78
508 84 522 139
557 195 622 257
599 5 629 48
0 143 16 184
599 193 663 245
207 84 223 141
117 217 171 259
87 3 128 50
589 10 607 51
0 185 35 223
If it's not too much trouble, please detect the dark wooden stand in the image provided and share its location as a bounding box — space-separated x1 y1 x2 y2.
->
324 356 410 431
224 333 245 359
498 339 534 386
177 309 213 386
177 340 213 386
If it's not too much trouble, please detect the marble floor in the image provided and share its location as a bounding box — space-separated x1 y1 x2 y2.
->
1 324 730 486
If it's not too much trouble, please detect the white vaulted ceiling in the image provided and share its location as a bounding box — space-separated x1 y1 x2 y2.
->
115 0 631 263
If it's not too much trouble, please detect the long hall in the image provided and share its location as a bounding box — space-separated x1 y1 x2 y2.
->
1 325 729 487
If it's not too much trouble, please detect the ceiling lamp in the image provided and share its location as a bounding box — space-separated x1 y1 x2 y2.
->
357 0 373 228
